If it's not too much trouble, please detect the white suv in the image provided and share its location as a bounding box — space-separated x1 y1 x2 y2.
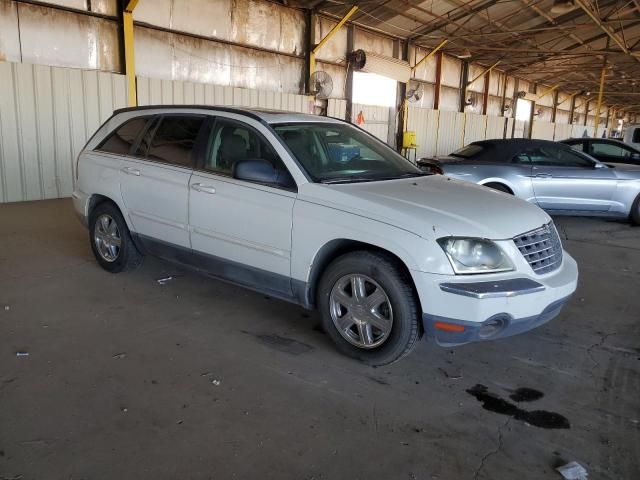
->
73 106 578 365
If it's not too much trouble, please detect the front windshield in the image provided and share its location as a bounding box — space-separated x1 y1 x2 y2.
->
273 122 425 183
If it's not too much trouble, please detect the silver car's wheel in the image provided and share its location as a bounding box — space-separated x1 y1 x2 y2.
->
329 274 393 349
93 213 122 262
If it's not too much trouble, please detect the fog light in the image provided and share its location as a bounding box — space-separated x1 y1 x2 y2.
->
479 316 507 339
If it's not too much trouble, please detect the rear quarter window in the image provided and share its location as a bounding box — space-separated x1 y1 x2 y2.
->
96 117 150 155
451 144 485 158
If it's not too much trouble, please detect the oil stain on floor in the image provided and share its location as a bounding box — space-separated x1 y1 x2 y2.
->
466 384 570 429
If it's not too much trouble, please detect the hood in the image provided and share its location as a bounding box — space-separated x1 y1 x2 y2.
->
299 175 551 240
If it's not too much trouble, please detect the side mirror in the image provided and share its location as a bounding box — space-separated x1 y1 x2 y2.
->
233 159 295 189
593 162 607 169
631 153 640 161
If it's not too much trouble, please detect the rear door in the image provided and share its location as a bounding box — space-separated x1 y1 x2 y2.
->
528 144 617 212
119 114 206 250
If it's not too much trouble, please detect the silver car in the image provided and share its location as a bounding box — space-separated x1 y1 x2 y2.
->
419 139 640 225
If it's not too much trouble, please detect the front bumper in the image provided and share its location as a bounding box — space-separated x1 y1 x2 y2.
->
412 251 578 346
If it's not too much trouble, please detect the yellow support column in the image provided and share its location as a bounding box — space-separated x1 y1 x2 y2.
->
309 5 358 78
124 0 139 107
593 67 606 137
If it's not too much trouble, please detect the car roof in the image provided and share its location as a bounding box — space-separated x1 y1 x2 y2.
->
471 138 564 148
113 105 343 125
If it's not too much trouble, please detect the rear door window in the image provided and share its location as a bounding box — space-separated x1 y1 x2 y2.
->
147 115 206 168
590 141 631 161
526 145 594 168
96 116 151 155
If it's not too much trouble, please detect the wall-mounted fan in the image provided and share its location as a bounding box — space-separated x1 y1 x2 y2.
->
406 81 424 103
309 71 333 99
465 94 479 108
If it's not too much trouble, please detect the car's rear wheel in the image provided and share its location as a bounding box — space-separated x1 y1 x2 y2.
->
484 182 512 194
317 251 420 366
631 194 640 225
89 202 143 273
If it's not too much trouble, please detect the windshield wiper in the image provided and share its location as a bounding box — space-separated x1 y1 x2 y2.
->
320 176 378 184
320 172 430 184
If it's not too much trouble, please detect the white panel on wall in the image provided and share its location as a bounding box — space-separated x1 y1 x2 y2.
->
485 116 506 140
466 64 485 93
506 118 514 138
17 3 120 72
354 29 394 58
314 16 348 63
555 109 570 125
531 120 555 140
441 55 461 88
513 120 525 138
407 106 439 159
137 76 313 113
0 61 127 203
135 26 304 93
463 113 487 145
436 111 465 155
439 86 460 112
572 124 589 138
327 99 347 120
0 0 21 62
410 45 437 83
553 123 573 141
352 103 390 142
486 96 502 117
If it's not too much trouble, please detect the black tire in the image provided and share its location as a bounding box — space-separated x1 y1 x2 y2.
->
89 202 143 273
484 182 512 194
631 194 640 225
317 251 420 366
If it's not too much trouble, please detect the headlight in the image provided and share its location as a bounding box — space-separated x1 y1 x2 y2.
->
437 237 514 274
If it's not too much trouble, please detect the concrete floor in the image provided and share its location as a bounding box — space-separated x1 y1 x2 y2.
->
1 199 639 480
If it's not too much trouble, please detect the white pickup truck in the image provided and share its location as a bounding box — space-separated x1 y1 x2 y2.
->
73 105 578 365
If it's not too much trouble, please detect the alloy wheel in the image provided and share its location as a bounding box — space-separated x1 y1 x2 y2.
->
329 274 393 349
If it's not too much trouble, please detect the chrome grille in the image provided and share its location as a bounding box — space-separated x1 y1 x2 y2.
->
513 222 563 275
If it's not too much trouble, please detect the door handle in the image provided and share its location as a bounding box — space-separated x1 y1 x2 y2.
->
121 166 140 176
535 173 552 178
191 183 216 194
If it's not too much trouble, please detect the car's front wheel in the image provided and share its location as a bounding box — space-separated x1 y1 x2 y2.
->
317 251 421 366
89 202 143 273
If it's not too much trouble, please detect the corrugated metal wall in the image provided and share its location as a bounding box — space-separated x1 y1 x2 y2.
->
486 116 506 140
137 76 314 112
553 123 573 141
0 61 315 204
436 111 465 155
352 103 391 142
0 61 127 202
463 113 487 145
327 99 347 120
532 120 555 140
407 106 438 158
